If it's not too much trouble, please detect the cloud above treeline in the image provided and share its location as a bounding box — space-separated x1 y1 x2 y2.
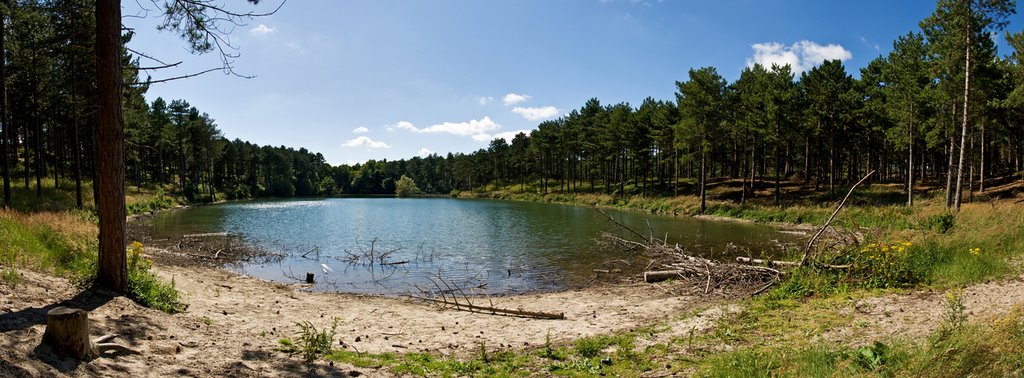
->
512 106 558 121
352 126 369 134
746 40 852 73
391 117 501 136
341 136 390 149
502 93 531 106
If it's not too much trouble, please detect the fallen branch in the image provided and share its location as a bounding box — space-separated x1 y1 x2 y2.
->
644 270 688 283
407 296 564 320
735 257 799 267
800 170 876 267
182 232 229 238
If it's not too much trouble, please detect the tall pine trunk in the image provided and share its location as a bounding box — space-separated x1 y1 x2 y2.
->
953 37 970 212
908 122 914 206
0 2 9 208
945 101 956 208
95 0 127 293
699 149 707 214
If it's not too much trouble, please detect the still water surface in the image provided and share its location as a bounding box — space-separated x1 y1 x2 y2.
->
149 198 800 295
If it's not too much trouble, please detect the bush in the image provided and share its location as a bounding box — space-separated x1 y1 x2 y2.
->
845 240 924 288
921 212 955 233
126 241 187 313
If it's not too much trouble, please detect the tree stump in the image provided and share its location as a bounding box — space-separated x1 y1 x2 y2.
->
42 307 98 359
41 306 135 360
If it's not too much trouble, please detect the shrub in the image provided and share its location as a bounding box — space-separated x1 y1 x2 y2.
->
921 212 955 233
126 241 187 313
844 240 925 289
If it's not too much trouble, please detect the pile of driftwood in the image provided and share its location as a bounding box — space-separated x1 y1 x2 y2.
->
599 228 784 295
602 170 876 296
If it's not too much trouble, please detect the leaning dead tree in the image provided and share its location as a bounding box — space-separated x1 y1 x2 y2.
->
596 209 783 295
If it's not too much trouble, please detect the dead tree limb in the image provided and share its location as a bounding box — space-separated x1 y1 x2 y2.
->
799 170 875 267
595 208 651 243
408 296 564 320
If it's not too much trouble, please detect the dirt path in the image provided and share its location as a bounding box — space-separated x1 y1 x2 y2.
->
825 277 1024 345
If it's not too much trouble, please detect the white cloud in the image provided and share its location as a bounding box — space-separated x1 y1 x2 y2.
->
418 148 434 157
395 117 501 137
746 40 852 73
341 136 391 149
503 93 531 106
512 106 558 121
479 96 494 105
394 121 417 132
250 24 275 36
472 130 532 143
352 126 369 134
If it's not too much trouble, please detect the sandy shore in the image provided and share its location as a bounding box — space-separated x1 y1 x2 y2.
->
0 246 720 377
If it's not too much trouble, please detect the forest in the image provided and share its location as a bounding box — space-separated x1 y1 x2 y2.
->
0 0 1022 213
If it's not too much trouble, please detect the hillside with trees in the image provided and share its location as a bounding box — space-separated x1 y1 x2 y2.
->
2 1 1022 212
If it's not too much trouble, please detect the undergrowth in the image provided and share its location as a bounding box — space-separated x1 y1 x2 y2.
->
278 318 340 363
126 241 187 313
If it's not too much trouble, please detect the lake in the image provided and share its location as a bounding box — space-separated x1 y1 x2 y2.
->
147 198 801 295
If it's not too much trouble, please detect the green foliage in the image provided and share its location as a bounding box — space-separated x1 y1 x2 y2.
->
1 267 20 289
940 290 967 335
126 189 175 215
0 211 97 282
283 319 339 363
573 337 604 358
852 341 893 372
395 175 421 197
126 241 187 314
920 212 955 233
844 240 925 289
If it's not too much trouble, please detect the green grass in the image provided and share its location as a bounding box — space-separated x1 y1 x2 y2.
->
1 267 21 288
0 210 98 282
690 306 1024 377
1 183 187 314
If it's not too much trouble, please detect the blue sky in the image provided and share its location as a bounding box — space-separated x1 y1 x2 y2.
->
122 1 1023 165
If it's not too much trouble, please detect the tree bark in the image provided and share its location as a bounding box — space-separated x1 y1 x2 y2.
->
43 307 98 360
699 149 707 214
0 1 9 208
95 0 127 293
945 101 956 208
954 37 970 212
980 122 985 192
908 121 914 206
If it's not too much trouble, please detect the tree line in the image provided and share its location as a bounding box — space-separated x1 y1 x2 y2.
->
338 0 1024 214
1 0 1022 216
